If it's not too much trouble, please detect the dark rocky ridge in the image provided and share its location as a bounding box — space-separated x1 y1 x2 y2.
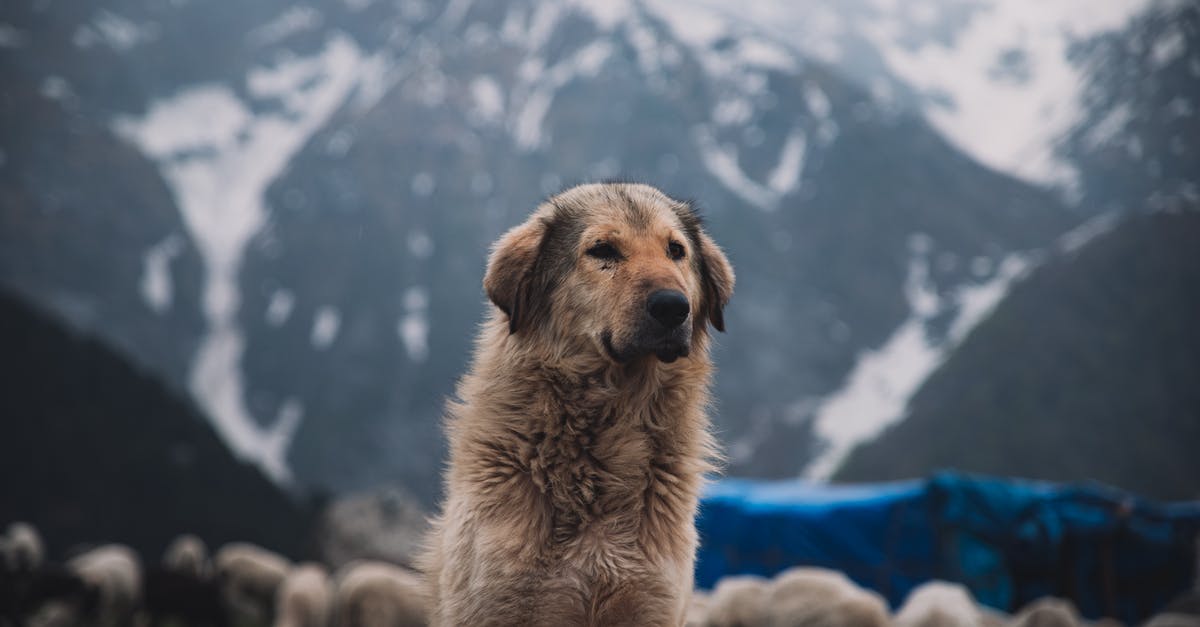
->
837 209 1200 501
0 290 316 559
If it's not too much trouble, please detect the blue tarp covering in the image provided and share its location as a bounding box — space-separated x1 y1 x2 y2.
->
695 472 1200 624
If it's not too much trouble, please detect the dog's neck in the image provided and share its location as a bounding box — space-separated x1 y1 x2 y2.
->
459 315 718 451
485 318 712 410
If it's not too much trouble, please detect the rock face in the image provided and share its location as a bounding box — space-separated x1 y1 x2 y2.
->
2 0 1194 498
1062 3 1200 214
316 488 428 571
837 209 1200 501
0 290 315 560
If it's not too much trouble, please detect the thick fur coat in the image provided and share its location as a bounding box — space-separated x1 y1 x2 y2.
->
421 183 734 626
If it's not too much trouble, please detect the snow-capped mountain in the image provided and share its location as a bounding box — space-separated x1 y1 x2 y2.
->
690 0 1156 194
1 0 1193 499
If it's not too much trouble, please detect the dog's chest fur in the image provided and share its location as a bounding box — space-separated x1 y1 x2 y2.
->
525 392 658 545
459 360 710 564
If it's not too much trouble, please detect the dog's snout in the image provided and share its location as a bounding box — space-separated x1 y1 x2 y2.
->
646 290 690 328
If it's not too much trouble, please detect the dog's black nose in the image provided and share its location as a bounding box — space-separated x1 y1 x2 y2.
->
647 290 690 328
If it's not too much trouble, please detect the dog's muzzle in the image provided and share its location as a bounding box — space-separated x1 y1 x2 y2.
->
603 290 693 364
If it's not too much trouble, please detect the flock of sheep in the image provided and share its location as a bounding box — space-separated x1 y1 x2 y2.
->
693 567 1196 627
0 522 426 626
3 521 1197 627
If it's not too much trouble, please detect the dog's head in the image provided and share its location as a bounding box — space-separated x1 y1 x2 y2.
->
484 183 734 364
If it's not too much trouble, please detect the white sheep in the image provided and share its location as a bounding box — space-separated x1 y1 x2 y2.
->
762 567 890 627
332 561 427 627
703 574 769 627
1009 598 1082 627
215 542 293 624
895 580 989 627
66 544 142 626
3 521 45 572
686 590 711 627
275 563 334 627
1141 614 1200 627
163 533 211 579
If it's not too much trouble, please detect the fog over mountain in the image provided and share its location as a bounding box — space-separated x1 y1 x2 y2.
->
1 0 1195 502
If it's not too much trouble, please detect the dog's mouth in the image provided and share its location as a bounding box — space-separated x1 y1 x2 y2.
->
601 330 690 364
654 345 688 363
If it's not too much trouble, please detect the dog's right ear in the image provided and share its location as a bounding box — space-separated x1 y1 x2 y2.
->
484 218 547 334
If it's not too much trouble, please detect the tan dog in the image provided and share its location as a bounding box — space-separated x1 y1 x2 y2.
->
421 183 734 626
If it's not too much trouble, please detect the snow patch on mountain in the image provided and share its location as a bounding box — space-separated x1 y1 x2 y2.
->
1083 103 1134 152
647 0 797 81
114 34 370 483
656 0 1154 193
0 24 28 48
1151 21 1188 69
694 124 806 210
248 6 323 46
265 289 296 326
949 256 1029 342
311 306 341 349
40 77 76 103
861 0 1148 190
804 83 832 120
766 129 807 195
469 76 505 125
734 37 797 72
694 126 776 210
350 52 399 114
566 0 633 31
1058 211 1120 255
140 234 184 314
803 239 1030 480
73 10 158 51
116 87 249 156
510 40 613 152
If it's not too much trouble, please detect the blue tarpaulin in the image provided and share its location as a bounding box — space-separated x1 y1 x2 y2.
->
695 472 1200 624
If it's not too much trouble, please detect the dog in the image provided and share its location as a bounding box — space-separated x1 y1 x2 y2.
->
421 182 734 626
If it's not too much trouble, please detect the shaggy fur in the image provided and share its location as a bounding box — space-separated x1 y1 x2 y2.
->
421 183 735 626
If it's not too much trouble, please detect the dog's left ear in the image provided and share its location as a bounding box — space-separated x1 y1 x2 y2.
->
484 218 548 334
697 231 734 332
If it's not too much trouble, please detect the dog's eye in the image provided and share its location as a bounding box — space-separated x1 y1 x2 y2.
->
668 241 686 260
586 242 620 260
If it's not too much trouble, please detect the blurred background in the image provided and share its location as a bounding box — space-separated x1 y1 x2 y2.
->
2 0 1199 622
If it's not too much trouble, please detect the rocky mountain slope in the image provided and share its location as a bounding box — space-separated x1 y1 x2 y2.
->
836 209 1200 501
0 290 316 559
1062 1 1200 213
